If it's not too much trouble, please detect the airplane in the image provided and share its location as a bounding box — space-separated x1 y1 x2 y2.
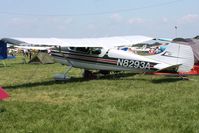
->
0 35 194 79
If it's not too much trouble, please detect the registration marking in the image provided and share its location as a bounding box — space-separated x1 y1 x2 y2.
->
117 59 151 69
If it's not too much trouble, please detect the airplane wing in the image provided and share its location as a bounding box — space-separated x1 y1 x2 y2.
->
1 35 153 48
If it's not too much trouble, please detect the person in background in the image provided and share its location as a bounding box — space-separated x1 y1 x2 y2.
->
23 49 28 57
29 49 32 60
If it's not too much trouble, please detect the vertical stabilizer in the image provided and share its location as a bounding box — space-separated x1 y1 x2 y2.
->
147 43 194 72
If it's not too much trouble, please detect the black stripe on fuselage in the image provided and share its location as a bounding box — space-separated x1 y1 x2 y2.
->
51 51 117 65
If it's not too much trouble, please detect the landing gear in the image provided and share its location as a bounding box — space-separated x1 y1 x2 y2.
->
82 70 111 79
54 66 72 81
83 70 97 79
99 70 110 75
54 67 111 80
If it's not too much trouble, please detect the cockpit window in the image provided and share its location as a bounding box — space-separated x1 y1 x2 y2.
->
74 47 90 53
52 46 102 55
68 47 101 55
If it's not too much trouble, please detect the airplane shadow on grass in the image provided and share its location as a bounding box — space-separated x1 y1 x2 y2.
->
150 77 185 84
4 73 135 89
4 78 87 90
4 73 184 90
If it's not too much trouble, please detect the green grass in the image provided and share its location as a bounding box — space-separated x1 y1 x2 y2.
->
0 57 199 133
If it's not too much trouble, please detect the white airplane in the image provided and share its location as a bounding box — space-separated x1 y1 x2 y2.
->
0 35 194 79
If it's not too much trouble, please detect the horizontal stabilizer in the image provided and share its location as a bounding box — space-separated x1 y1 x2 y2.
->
154 64 181 72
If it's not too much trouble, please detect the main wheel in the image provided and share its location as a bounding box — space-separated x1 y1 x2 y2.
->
99 70 110 75
83 70 94 79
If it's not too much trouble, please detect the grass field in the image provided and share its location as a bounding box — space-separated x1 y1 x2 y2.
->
0 57 199 133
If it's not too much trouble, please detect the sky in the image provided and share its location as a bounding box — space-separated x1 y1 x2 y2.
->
0 0 198 38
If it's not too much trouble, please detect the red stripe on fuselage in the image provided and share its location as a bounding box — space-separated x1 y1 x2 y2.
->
61 53 117 64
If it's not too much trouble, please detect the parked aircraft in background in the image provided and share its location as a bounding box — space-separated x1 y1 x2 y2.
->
0 35 194 79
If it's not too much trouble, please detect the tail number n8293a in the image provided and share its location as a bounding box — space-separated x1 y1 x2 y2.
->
117 59 150 69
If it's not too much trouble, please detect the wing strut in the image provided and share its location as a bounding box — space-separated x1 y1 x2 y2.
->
53 66 72 81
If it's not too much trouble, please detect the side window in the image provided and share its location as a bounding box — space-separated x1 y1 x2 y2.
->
68 47 101 55
57 47 102 56
60 47 68 51
68 47 75 51
68 47 89 54
90 48 101 55
76 47 90 53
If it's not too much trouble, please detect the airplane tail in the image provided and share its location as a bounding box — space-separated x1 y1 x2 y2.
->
0 41 7 59
147 43 194 72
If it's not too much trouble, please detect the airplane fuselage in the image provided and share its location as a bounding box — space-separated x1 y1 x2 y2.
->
50 47 159 73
